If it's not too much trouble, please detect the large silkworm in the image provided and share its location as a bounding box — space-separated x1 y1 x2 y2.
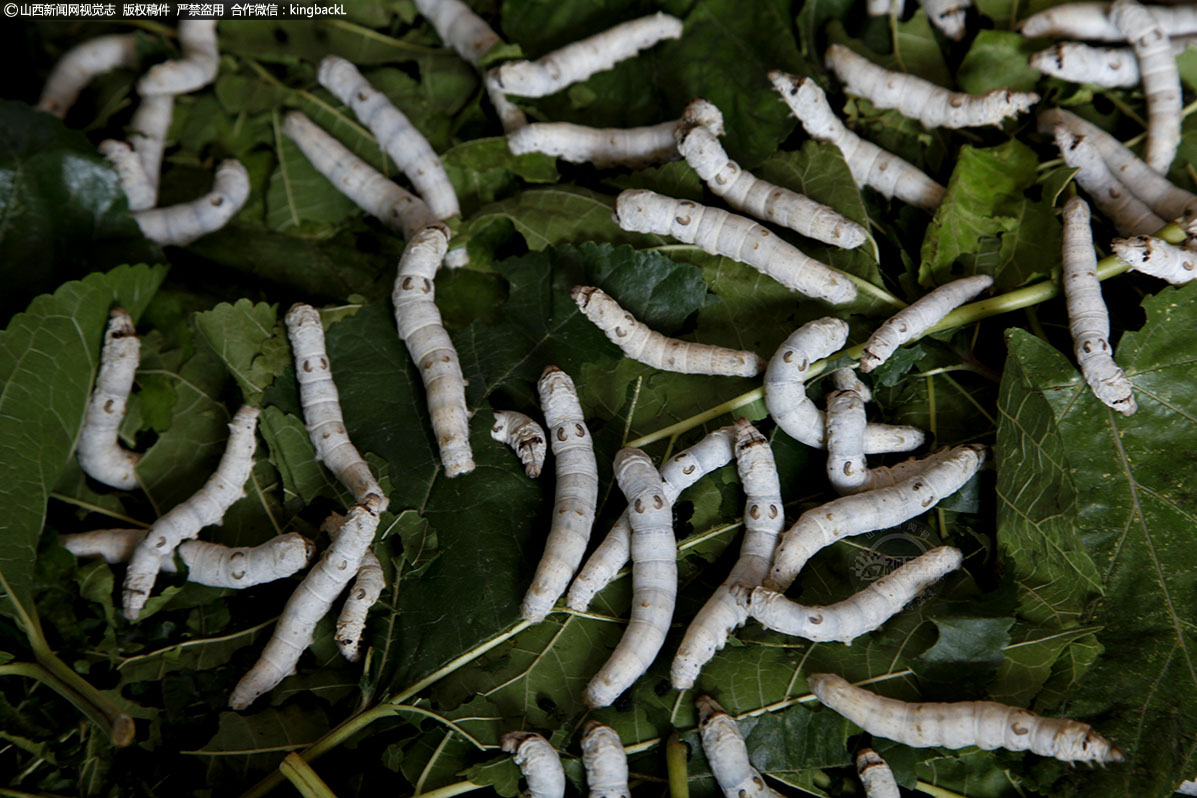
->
1051 125 1165 236
130 160 251 247
581 722 629 798
696 695 783 798
1020 2 1197 42
78 308 142 490
502 732 565 798
1111 0 1181 174
1030 38 1194 89
1112 235 1197 284
856 748 900 798
137 20 219 96
37 34 137 118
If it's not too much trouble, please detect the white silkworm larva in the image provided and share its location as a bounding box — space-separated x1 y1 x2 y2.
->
769 72 945 211
764 317 925 453
319 511 386 664
413 0 500 67
868 0 901 14
131 159 251 247
98 140 156 212
282 111 443 239
573 286 765 377
502 732 565 798
1040 107 1197 220
614 189 857 304
491 12 683 98
808 673 1125 763
825 388 871 494
922 0 972 40
485 74 529 133
78 308 141 490
1029 37 1194 88
1113 234 1197 284
676 122 867 249
744 546 962 643
1063 197 1138 415
122 405 260 620
856 749 900 798
860 275 994 373
285 303 388 506
566 426 736 612
671 419 783 690
522 367 598 621
229 495 382 709
826 45 1039 129
507 121 680 169
129 93 173 202
1112 0 1182 173
1020 1 1197 41
696 695 783 798
767 444 986 592
137 20 219 96
491 410 548 478
583 448 674 708
62 528 315 588
392 227 475 477
37 33 137 117
318 56 460 221
581 721 629 798
833 367 872 401
1052 126 1165 235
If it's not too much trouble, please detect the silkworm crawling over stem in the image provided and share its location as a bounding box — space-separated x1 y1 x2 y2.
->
860 275 994 373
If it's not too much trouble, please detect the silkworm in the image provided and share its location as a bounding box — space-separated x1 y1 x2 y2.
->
128 94 173 203
1029 38 1194 89
98 140 156 212
671 419 783 689
807 673 1124 763
1111 0 1182 173
744 546 962 643
581 721 629 798
37 33 137 117
826 44 1039 129
566 426 736 612
522 366 597 621
856 749 900 798
317 511 386 664
573 286 765 377
766 444 986 592
583 448 674 708
392 227 475 477
769 72 946 211
78 308 141 490
491 410 548 478
923 0 972 40
123 405 260 621
1112 234 1197 284
614 189 858 304
1020 2 1197 42
860 275 994 373
138 20 219 96
696 695 783 798
131 159 251 247
62 528 314 588
282 111 443 239
491 12 683 98
413 0 500 67
1051 125 1165 236
508 120 686 168
1063 197 1137 415
229 495 383 709
764 317 925 453
676 120 867 249
502 732 565 798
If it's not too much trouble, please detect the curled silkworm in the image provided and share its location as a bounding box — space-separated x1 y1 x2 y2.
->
229 495 383 709
1113 235 1197 284
522 367 598 621
413 0 500 67
584 448 674 707
573 286 764 377
131 159 251 247
1020 2 1197 42
1030 38 1194 88
392 227 475 477
744 546 962 643
1111 0 1181 173
808 673 1125 763
491 410 547 478
671 419 783 689
502 732 565 798
137 20 219 96
696 695 783 798
566 426 736 612
581 722 629 798
491 13 683 98
769 72 945 211
507 121 681 169
614 189 857 304
318 56 460 221
677 121 866 249
856 749 900 798
923 0 972 40
1063 198 1137 415
826 45 1039 129
37 33 137 117
78 308 141 490
860 275 994 373
767 444 986 592
764 317 925 453
63 528 314 589
1052 126 1165 236
123 405 260 621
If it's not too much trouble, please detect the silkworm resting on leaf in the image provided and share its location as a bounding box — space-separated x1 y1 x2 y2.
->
78 308 141 491
324 512 386 663
501 732 565 798
491 410 548 478
37 33 137 117
137 20 219 96
1051 126 1165 236
413 0 499 67
1029 38 1194 89
696 695 783 798
1110 0 1181 173
508 120 681 169
856 748 900 798
1019 1 1197 42
580 722 629 798
131 159 251 247
808 673 1125 763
